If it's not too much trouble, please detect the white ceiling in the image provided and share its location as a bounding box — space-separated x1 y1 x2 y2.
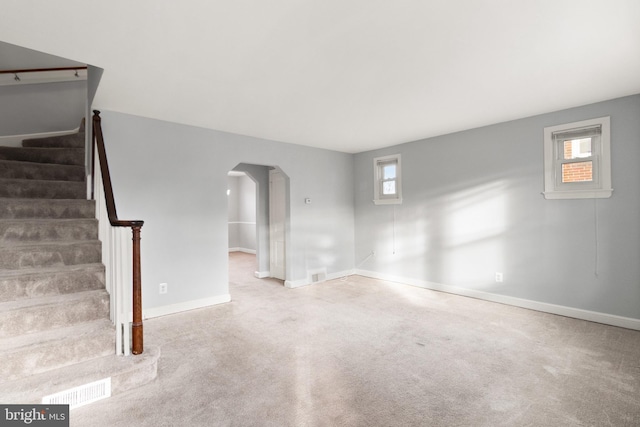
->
1 1 639 153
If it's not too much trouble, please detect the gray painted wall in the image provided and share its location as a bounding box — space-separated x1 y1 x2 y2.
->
354 94 640 320
0 42 87 136
0 41 84 70
99 110 355 310
0 80 86 135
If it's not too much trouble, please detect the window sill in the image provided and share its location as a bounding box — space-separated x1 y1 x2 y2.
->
543 188 613 200
373 198 403 205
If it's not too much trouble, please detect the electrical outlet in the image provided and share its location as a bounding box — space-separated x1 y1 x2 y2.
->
495 272 503 283
159 283 168 294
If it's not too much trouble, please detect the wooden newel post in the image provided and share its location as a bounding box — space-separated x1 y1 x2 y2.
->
93 110 145 356
131 225 144 355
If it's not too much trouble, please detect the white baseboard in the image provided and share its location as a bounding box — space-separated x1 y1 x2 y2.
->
228 247 256 254
355 269 640 331
328 269 356 281
285 269 355 289
143 294 231 319
254 271 270 278
0 127 80 147
284 278 307 289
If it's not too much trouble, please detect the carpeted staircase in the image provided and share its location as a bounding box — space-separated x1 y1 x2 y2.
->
0 124 158 405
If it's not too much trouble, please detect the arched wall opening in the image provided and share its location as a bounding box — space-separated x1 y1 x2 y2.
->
228 163 291 289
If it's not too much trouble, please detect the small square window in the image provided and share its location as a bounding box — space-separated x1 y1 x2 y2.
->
543 117 612 199
374 154 402 205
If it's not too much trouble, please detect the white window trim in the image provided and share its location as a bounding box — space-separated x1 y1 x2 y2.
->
543 116 612 200
373 154 402 205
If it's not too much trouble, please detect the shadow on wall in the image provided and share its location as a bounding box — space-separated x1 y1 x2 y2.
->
360 172 514 292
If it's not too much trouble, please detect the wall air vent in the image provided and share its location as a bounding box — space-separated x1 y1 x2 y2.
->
307 268 327 284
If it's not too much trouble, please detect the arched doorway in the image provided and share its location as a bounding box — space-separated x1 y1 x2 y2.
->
227 163 290 286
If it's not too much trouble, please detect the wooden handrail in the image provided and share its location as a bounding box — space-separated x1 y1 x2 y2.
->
0 66 88 74
92 110 144 355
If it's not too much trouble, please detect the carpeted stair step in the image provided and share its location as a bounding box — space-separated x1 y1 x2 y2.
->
22 132 85 149
0 218 98 244
0 178 85 199
0 146 84 166
0 345 160 404
0 264 105 303
0 120 150 408
0 319 114 383
0 198 96 219
0 289 109 338
0 159 85 181
0 240 102 270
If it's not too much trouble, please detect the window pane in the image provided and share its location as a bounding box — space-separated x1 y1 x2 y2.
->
563 138 592 159
562 161 592 182
383 180 396 195
374 154 402 204
383 164 396 180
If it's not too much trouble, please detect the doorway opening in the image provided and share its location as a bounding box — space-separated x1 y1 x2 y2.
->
227 163 290 288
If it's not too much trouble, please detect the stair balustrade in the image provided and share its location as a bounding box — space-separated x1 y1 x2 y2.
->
91 111 144 355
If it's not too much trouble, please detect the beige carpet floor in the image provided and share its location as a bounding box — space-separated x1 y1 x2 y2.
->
71 252 640 426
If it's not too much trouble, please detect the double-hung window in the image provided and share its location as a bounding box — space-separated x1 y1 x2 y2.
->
374 154 402 205
543 116 612 199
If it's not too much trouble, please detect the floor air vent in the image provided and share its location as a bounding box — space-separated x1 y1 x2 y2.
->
42 377 111 409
